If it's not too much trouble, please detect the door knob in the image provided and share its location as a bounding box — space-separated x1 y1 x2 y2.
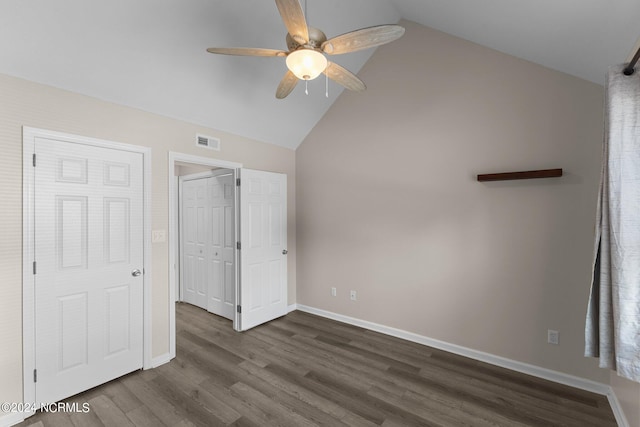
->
131 269 142 277
282 249 288 255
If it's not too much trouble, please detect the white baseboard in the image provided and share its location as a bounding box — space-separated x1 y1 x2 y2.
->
150 352 173 369
0 411 26 427
287 303 298 313
294 304 628 426
606 388 630 427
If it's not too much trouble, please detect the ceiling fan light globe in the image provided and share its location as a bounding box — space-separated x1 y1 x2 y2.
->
286 49 327 81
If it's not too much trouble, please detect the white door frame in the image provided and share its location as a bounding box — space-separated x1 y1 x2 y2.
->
168 152 243 346
22 127 152 411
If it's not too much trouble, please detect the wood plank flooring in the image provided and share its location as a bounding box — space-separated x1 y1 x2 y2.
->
18 303 618 427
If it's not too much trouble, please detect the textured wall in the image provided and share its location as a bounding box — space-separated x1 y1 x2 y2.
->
0 73 295 421
296 20 607 383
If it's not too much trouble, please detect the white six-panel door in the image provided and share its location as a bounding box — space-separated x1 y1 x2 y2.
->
180 171 235 320
239 169 287 331
180 178 208 309
34 137 144 404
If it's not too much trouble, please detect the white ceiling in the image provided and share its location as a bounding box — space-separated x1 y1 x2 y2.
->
1 1 638 149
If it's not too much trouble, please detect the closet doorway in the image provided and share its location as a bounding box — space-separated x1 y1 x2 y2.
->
169 152 289 337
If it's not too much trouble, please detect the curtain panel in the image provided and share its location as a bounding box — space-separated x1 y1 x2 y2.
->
585 64 640 382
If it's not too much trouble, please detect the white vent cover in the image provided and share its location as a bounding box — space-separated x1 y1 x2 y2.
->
196 134 220 151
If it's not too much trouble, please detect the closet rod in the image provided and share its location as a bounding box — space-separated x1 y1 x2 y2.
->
623 45 640 76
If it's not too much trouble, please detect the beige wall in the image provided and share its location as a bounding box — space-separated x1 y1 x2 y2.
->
296 20 608 383
0 73 295 416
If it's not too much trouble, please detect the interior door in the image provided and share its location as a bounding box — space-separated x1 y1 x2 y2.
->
180 178 208 310
238 169 287 331
34 137 144 404
207 171 235 319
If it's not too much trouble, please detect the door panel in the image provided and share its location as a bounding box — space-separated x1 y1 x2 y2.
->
239 169 287 331
104 198 130 264
35 138 144 405
105 285 130 356
207 171 235 320
269 259 284 304
58 292 88 371
57 196 88 269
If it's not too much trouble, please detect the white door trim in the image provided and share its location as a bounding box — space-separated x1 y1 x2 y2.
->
168 152 242 353
22 127 152 414
179 169 226 182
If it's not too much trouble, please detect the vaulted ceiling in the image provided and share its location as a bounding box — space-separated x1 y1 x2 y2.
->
1 1 638 149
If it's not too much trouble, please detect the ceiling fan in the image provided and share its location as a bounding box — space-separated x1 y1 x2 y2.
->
206 0 405 99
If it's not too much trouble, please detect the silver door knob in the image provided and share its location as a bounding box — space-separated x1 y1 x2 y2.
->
131 269 142 277
282 249 288 255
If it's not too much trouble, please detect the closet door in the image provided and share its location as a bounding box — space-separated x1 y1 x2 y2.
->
207 171 235 320
181 178 209 310
34 137 144 404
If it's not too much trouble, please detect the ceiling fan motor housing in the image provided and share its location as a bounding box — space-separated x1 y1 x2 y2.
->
286 27 327 51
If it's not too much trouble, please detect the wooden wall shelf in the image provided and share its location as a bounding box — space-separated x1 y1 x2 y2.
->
477 168 563 182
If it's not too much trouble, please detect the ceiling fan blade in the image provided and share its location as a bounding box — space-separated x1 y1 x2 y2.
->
321 25 405 55
275 0 309 45
276 70 299 99
324 62 366 92
206 47 287 57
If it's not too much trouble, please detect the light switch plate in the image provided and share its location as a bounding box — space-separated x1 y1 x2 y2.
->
152 229 166 243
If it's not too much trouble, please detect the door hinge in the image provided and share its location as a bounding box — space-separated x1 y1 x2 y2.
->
33 261 36 275
237 242 241 250
237 305 242 313
33 369 37 383
32 153 36 167
236 178 241 186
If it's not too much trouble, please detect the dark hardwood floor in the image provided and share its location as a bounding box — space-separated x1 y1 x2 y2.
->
18 302 618 426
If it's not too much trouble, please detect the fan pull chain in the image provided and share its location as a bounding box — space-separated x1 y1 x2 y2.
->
325 72 329 98
305 80 309 95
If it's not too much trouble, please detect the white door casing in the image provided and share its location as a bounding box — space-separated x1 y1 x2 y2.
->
168 153 242 336
23 129 149 407
168 154 287 335
238 169 288 331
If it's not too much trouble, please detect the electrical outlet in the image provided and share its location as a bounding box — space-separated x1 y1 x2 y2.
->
548 329 559 345
350 290 357 301
331 287 337 297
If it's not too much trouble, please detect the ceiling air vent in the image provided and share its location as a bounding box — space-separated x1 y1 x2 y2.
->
196 134 220 151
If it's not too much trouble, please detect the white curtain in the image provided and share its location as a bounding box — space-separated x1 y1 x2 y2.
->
585 64 640 382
